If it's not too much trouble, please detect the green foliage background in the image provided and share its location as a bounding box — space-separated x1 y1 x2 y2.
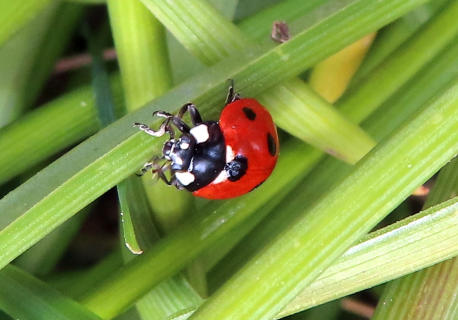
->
0 0 456 319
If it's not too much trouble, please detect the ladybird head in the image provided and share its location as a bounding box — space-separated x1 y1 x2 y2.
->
162 134 196 171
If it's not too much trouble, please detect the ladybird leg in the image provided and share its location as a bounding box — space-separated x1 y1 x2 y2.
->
135 161 154 176
133 118 174 138
136 155 166 177
152 163 184 190
178 103 203 125
225 79 241 105
153 110 191 134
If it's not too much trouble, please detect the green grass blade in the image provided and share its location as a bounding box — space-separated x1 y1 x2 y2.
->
49 250 123 299
205 34 458 277
79 138 323 318
14 209 88 276
278 196 458 318
107 0 171 111
107 0 204 317
142 0 375 163
117 181 145 255
352 0 450 84
372 159 458 320
0 0 426 185
168 197 458 319
237 0 327 41
0 265 101 320
187 80 458 319
0 0 53 47
337 0 458 122
373 258 458 320
0 75 124 185
0 2 83 127
0 0 423 271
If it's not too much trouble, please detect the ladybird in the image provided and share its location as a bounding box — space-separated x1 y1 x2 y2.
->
134 81 279 199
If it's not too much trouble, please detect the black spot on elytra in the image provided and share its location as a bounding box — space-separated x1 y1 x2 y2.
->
267 133 276 156
225 155 248 182
242 107 256 120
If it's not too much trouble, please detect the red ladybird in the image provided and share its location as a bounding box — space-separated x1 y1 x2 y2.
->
134 81 279 199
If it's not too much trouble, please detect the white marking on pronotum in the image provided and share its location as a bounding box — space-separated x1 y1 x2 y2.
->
175 171 195 185
174 156 183 166
226 145 235 162
212 170 228 184
190 124 209 143
180 141 190 149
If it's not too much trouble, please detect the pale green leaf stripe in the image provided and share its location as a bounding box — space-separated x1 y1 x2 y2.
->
0 0 422 271
0 0 53 47
338 0 458 122
188 81 458 319
142 0 376 164
372 159 458 320
0 265 101 320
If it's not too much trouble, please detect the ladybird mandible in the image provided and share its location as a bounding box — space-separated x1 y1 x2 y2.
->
134 81 279 199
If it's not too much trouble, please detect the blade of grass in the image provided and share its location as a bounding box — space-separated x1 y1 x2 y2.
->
278 196 458 318
80 76 458 318
142 0 375 164
373 258 458 320
0 0 424 269
337 0 458 122
0 0 426 185
107 0 203 318
169 197 458 319
78 137 323 318
0 265 101 320
14 208 88 276
49 250 123 299
352 0 450 84
204 30 458 276
237 0 327 41
372 158 458 320
0 2 83 127
0 74 124 185
187 81 458 320
0 0 53 47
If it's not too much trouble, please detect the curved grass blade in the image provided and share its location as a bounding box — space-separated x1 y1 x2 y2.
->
204 34 458 277
0 0 53 47
337 0 458 122
142 0 376 164
167 197 458 319
352 0 450 84
278 197 458 318
0 265 100 320
0 0 424 271
187 81 458 319
372 159 458 320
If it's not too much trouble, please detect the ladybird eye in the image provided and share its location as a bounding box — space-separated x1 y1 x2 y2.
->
163 141 173 157
267 133 276 156
242 107 256 120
